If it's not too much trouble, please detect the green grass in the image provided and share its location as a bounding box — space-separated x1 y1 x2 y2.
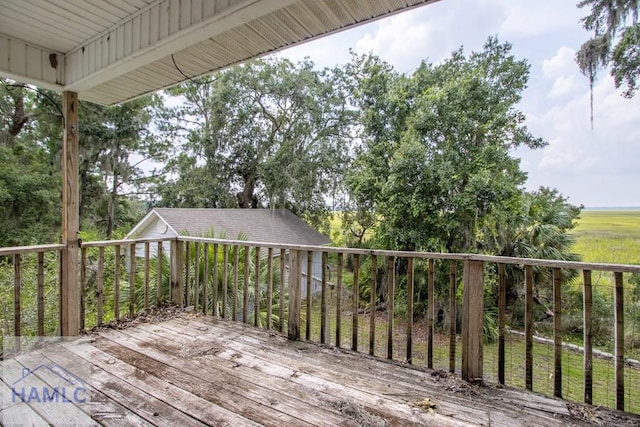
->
571 209 640 265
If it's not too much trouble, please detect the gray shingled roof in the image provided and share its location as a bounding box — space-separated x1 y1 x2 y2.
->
154 208 331 246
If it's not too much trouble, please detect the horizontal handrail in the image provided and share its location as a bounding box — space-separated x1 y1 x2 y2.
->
177 236 640 274
81 237 169 248
0 244 65 256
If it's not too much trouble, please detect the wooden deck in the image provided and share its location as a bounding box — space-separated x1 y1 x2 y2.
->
2 314 639 427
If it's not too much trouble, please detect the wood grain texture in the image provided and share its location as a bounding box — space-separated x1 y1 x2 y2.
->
4 313 628 427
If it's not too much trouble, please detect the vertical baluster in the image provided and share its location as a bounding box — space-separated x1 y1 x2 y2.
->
254 247 261 327
352 254 360 351
80 247 86 330
288 250 302 340
583 270 593 404
279 249 285 333
232 245 239 321
185 241 191 307
156 242 163 305
386 256 395 360
222 244 228 319
203 243 209 314
129 243 136 318
37 252 45 336
321 251 328 344
553 268 563 397
114 245 121 320
97 247 104 325
212 244 219 317
266 248 273 329
525 264 534 391
369 255 377 356
449 260 457 372
498 263 507 385
194 242 200 311
406 257 414 364
14 253 21 344
614 271 625 411
144 242 150 310
336 253 343 348
306 250 312 340
243 246 250 323
427 259 434 369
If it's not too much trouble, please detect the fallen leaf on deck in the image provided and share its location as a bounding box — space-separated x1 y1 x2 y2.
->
410 397 437 414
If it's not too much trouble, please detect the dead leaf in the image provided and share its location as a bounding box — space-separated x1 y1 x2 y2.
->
411 397 437 414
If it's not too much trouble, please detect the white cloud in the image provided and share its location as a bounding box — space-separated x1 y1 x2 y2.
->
541 47 580 97
499 0 583 37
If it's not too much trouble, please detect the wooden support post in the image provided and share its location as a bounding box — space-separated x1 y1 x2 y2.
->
60 91 80 336
170 240 184 306
461 259 483 384
288 250 302 340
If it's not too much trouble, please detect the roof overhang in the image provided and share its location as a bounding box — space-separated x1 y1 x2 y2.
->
0 0 440 105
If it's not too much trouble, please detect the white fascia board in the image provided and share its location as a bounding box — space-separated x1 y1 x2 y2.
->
63 0 298 94
0 33 64 91
125 209 160 239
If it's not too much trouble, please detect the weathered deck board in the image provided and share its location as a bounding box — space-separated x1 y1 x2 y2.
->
166 316 573 427
0 380 50 426
15 347 153 427
2 314 639 427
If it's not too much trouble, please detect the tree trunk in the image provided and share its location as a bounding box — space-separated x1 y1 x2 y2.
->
237 174 258 208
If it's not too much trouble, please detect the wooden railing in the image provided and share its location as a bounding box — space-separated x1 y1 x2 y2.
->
2 236 639 413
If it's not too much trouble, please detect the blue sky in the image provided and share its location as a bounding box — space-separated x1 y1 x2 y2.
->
273 0 640 208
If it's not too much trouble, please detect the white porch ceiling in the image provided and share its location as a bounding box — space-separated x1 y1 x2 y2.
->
0 0 440 105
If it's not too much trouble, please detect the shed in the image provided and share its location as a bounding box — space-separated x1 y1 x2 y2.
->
126 207 332 295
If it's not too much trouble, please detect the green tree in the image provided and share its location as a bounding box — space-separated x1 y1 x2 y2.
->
0 80 60 246
490 187 582 321
33 92 165 237
157 58 355 229
347 38 545 253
